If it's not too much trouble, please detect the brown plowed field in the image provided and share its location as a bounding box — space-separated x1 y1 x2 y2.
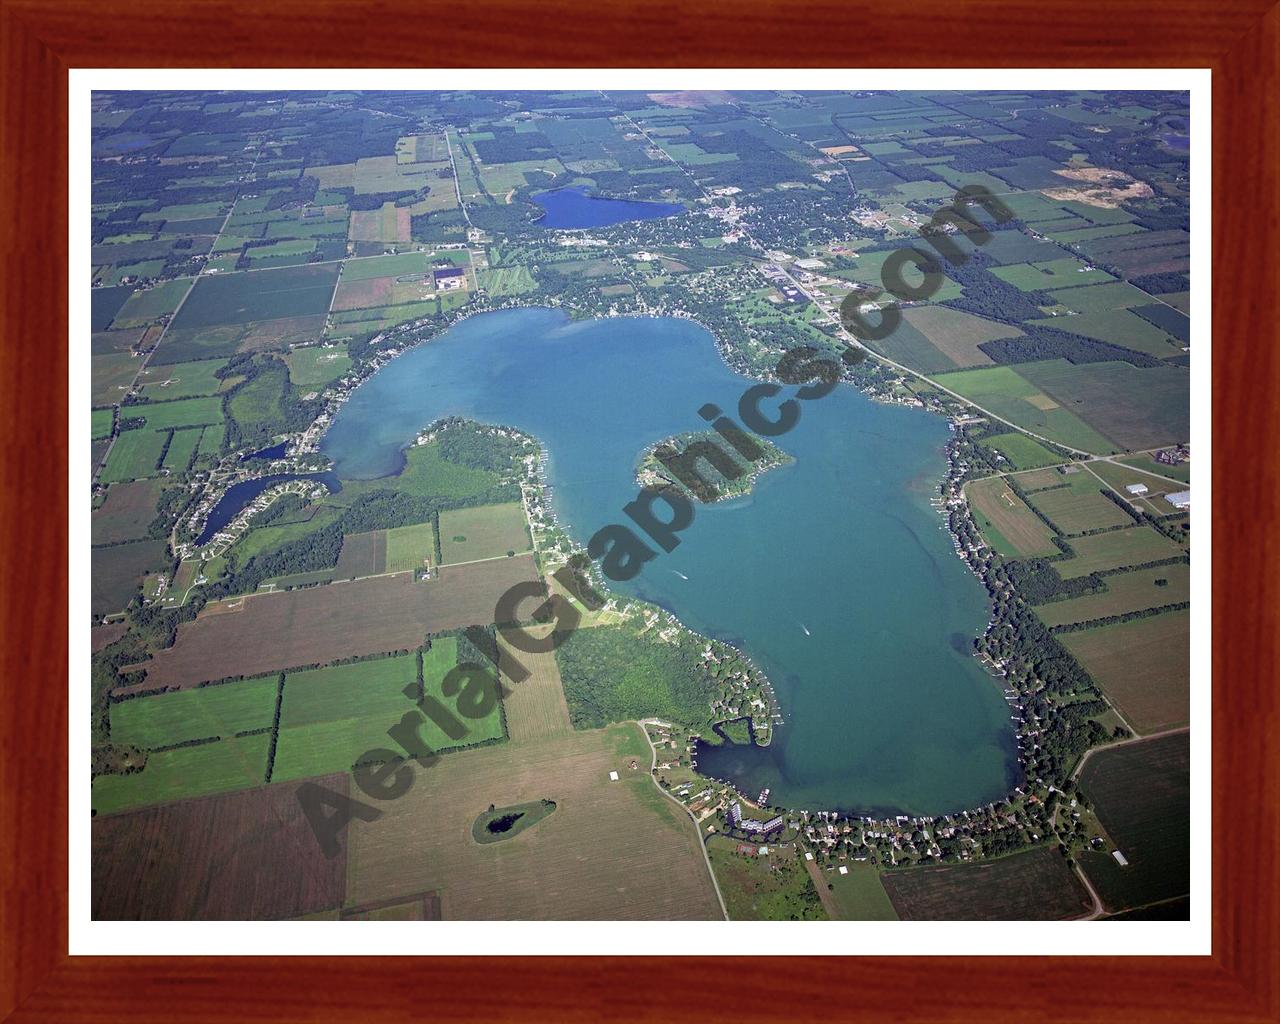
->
120 554 540 692
92 773 348 920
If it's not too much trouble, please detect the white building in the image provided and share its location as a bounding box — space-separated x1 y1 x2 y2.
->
1125 483 1149 495
1165 490 1192 509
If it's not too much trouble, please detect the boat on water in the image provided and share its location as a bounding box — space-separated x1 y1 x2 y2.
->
757 787 770 804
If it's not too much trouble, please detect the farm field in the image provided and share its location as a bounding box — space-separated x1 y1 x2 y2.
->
92 773 349 920
1060 611 1190 733
92 539 169 616
122 555 541 691
91 407 114 439
92 478 164 544
1026 474 1135 534
139 358 227 399
1056 525 1185 577
155 314 328 363
270 650 495 783
1033 564 1189 627
1078 731 1190 913
900 306 1018 368
110 674 279 748
170 264 340 330
100 428 168 483
981 432 1061 470
285 345 351 387
345 724 722 920
131 396 223 432
349 203 411 244
439 502 531 564
933 365 1117 454
1015 359 1190 451
111 280 192 328
91 352 139 406
966 476 1059 558
91 734 271 815
332 528 387 578
881 845 1092 920
990 257 1114 291
827 861 899 921
384 521 437 573
497 629 574 742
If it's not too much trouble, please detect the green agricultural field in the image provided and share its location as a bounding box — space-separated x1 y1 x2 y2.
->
1026 473 1134 534
92 538 169 616
933 365 1118 454
827 861 899 920
110 675 279 748
1034 564 1189 627
162 428 202 472
881 845 1092 920
1028 309 1183 358
132 396 223 432
272 642 503 782
91 352 140 407
385 521 437 573
1015 359 1190 452
92 408 114 440
707 836 826 920
966 476 1060 558
1048 281 1154 313
197 423 225 457
991 258 1115 292
340 250 467 282
101 429 168 483
1056 526 1185 577
1078 731 1190 913
439 503 531 564
111 280 193 328
139 358 228 400
981 432 1062 470
91 734 271 815
92 479 164 545
1061 611 1189 733
285 345 351 388
170 263 340 330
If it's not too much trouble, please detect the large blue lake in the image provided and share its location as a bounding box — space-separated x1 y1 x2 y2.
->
322 308 1018 816
532 186 684 229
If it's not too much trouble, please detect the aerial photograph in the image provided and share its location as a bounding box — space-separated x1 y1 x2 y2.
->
87 88 1192 923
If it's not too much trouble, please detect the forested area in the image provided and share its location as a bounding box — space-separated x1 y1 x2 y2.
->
555 623 720 731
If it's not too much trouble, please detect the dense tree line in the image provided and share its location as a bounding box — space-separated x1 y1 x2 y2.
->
980 324 1165 368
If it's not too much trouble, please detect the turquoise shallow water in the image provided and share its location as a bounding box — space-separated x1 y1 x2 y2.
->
322 307 1019 816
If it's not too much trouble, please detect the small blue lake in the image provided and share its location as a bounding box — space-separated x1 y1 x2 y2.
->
196 472 340 545
532 186 684 229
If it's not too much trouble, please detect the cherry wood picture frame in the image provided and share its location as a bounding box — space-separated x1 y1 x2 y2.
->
2 1 1276 1020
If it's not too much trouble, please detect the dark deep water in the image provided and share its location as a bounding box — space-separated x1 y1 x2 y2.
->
196 472 340 545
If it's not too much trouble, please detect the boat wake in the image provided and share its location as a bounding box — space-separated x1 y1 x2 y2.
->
671 570 689 581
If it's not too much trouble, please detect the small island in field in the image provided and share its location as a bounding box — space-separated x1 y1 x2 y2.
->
636 430 793 503
471 799 558 845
